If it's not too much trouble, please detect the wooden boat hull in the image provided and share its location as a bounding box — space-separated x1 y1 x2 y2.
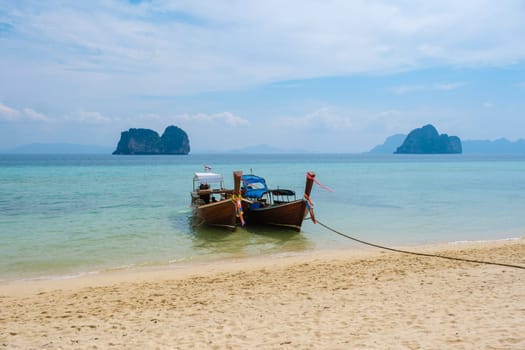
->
193 199 237 230
240 171 316 231
242 199 307 231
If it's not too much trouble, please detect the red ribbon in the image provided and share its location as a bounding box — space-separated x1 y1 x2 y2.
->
307 173 333 192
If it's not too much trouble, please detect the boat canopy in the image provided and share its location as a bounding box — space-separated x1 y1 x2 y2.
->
194 172 223 185
270 189 295 196
242 174 268 199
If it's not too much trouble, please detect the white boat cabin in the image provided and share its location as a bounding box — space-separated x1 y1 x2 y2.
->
191 172 233 205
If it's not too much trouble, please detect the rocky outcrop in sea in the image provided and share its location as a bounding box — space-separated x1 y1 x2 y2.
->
113 126 190 155
395 124 462 154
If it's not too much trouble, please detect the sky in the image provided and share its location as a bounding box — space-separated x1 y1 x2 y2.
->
1 0 525 153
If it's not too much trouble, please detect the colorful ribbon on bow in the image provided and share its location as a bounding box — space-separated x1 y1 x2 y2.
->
304 193 316 224
307 172 333 192
232 195 245 226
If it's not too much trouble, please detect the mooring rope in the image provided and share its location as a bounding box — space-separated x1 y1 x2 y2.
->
314 219 525 270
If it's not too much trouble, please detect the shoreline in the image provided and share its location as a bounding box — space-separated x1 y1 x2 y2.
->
1 236 523 291
1 239 524 349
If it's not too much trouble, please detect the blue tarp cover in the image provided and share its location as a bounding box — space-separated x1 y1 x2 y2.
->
242 174 268 199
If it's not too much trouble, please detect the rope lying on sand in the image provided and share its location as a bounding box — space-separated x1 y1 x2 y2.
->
314 219 525 270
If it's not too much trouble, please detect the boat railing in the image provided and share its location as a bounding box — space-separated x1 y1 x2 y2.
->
268 188 296 204
195 188 234 195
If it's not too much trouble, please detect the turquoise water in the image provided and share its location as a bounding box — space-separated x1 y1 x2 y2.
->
1 154 524 281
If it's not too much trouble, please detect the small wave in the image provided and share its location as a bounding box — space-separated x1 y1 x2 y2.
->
168 257 192 264
16 270 100 283
448 237 522 245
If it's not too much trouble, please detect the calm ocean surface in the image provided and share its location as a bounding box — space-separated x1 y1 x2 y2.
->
1 153 524 281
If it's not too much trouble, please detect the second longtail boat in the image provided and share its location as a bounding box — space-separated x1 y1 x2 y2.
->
241 172 316 231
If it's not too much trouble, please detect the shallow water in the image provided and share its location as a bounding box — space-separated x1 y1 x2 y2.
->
1 153 524 280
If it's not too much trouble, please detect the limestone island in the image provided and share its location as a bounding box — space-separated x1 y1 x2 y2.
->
113 125 190 155
395 124 462 154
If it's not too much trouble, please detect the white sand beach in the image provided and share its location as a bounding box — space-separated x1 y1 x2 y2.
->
1 239 524 349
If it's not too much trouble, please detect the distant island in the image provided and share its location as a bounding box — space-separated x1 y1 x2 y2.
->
395 124 462 154
113 126 190 155
369 134 407 154
371 131 525 155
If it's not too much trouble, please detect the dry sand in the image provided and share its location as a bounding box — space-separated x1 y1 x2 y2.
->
1 239 524 349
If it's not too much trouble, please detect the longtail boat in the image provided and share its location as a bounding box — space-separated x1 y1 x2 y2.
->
241 172 316 231
191 170 243 230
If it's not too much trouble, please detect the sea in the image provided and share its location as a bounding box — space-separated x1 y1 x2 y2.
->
1 153 524 282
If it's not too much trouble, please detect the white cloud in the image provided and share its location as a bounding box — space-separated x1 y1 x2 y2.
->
22 108 52 122
0 102 52 122
377 110 402 118
277 107 353 130
275 105 462 137
66 111 112 123
390 85 426 95
175 112 249 127
2 1 525 96
1 1 525 151
391 82 465 94
434 82 466 91
0 102 21 121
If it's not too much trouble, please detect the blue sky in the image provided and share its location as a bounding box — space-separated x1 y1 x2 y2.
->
1 0 524 152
